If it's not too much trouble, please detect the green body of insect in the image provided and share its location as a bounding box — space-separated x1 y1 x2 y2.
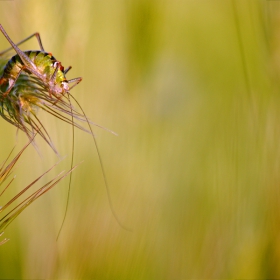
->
0 24 82 98
0 25 85 152
0 24 115 149
0 50 68 96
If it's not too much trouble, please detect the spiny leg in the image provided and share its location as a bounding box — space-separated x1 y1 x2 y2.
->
64 66 72 75
62 65 80 87
50 62 61 85
49 61 66 98
0 32 45 56
0 25 54 92
68 77 82 90
0 25 38 72
2 67 27 97
50 64 82 97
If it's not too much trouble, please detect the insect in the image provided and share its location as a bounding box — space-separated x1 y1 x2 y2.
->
0 24 88 154
0 24 82 98
0 25 114 154
0 25 129 237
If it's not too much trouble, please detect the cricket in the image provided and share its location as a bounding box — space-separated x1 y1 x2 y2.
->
0 24 128 239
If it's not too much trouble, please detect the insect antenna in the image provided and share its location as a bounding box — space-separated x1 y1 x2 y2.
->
67 91 131 232
56 93 75 240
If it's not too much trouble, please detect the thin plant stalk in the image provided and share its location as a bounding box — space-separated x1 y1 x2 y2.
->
0 139 80 245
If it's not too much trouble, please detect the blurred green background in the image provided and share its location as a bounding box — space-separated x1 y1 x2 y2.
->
0 0 279 278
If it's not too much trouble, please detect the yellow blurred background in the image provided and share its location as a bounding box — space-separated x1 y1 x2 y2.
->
0 0 279 278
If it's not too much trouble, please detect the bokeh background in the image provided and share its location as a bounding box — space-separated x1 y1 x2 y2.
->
0 0 279 278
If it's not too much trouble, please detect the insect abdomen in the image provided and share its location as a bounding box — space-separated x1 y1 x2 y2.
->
1 51 57 81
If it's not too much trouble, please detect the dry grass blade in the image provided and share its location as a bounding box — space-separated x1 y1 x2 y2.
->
0 138 34 193
0 163 79 234
0 138 80 245
0 232 8 246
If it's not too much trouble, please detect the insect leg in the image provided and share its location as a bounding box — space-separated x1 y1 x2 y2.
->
64 66 72 75
0 25 39 73
49 61 67 99
2 67 27 97
0 32 45 56
50 61 61 82
68 77 83 90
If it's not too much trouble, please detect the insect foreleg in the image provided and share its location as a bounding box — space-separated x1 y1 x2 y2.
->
50 61 61 83
64 66 72 75
68 77 82 90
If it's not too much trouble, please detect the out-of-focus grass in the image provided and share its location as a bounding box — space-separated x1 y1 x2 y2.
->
0 0 280 278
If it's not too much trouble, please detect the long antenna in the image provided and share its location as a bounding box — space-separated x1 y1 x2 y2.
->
69 92 131 232
56 94 75 240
